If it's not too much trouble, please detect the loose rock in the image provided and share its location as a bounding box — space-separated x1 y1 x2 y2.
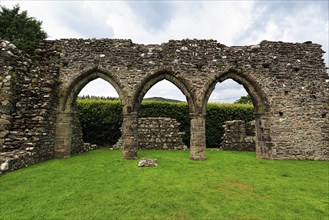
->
138 158 157 167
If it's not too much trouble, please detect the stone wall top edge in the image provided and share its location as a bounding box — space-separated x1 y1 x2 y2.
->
49 38 220 44
43 38 324 49
1 38 324 54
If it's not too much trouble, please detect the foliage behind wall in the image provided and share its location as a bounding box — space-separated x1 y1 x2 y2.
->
77 99 254 147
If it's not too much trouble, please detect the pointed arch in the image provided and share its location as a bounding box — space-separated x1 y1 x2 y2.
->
55 66 126 158
59 66 125 112
132 70 196 114
202 69 269 114
202 69 272 159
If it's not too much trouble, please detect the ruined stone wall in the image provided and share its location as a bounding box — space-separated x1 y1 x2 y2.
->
31 41 61 161
1 38 328 174
0 56 14 150
0 41 25 152
70 107 85 154
0 40 60 173
55 39 328 161
0 40 35 173
252 42 329 160
137 117 187 150
221 120 256 151
114 117 187 150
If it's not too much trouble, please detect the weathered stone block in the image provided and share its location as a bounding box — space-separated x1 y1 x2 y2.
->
222 120 256 151
138 158 157 167
115 117 187 150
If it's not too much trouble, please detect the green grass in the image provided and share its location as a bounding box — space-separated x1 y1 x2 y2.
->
1 149 328 220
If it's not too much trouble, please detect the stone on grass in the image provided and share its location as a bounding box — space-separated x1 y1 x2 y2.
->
0 162 9 171
138 158 157 167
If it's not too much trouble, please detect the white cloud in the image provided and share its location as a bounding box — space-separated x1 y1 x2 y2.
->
240 2 329 65
48 2 114 38
104 2 144 40
102 1 256 45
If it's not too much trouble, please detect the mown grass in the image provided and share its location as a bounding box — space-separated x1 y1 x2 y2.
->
1 149 328 220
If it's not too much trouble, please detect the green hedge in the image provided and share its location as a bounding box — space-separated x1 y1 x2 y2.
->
77 99 123 146
77 99 254 147
206 103 254 147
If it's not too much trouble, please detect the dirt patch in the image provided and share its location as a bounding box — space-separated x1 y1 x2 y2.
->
223 179 253 191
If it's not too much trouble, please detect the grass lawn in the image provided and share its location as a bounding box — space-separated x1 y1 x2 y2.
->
0 148 328 220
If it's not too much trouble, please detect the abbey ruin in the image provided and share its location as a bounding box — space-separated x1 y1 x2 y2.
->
0 38 328 173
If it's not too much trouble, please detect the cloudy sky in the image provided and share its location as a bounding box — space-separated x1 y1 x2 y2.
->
1 0 328 102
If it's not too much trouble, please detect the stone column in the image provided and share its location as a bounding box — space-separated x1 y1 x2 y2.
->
54 112 72 158
189 113 206 160
122 112 138 159
255 114 273 159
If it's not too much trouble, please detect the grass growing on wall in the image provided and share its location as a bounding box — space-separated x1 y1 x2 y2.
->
1 149 328 219
77 99 254 147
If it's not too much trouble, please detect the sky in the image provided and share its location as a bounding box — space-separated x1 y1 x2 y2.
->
1 0 328 102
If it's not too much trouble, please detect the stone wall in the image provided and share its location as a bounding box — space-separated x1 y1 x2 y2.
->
1 38 328 174
54 39 328 161
70 109 85 154
0 40 60 173
0 63 13 150
221 120 256 151
0 41 24 152
114 117 187 150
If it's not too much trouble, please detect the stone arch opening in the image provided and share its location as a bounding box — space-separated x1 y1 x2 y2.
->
55 67 125 157
77 78 122 146
203 71 269 114
202 70 272 159
129 79 189 150
132 70 196 113
59 67 125 113
78 78 120 99
143 80 186 101
208 79 249 104
206 79 251 149
125 70 199 158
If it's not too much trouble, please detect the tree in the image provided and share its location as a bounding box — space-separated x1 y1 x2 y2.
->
234 95 253 104
0 4 47 56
